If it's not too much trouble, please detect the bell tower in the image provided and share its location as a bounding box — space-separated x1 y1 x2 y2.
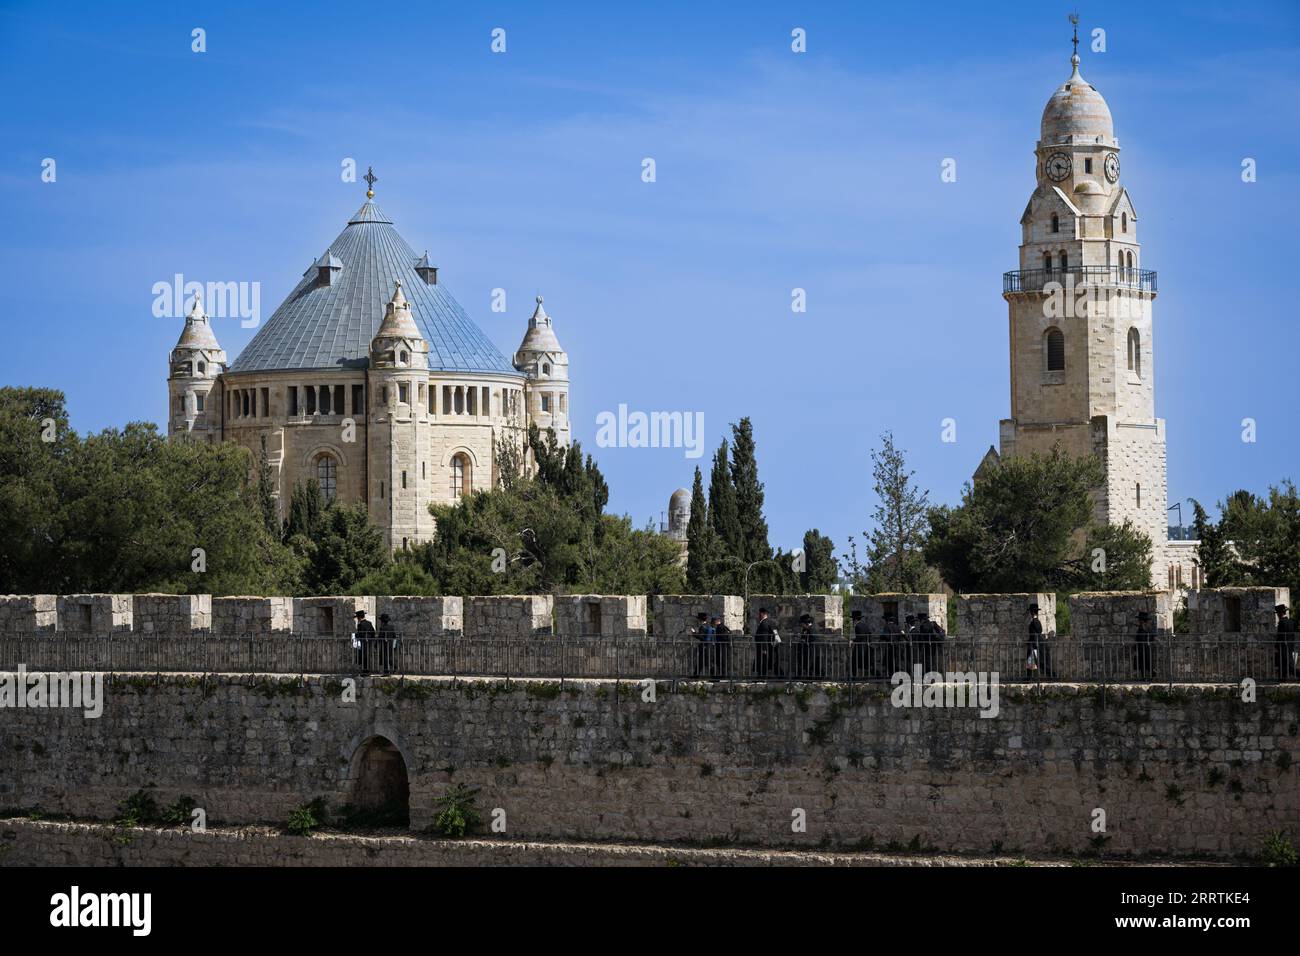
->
995 28 1168 588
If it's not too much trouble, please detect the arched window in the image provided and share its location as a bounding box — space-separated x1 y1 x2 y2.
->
1059 251 1068 272
1127 250 1134 269
1045 328 1066 372
1127 327 1141 376
1050 213 1059 234
1043 252 1053 273
1121 212 1128 232
1136 482 1142 508
450 454 470 498
316 454 337 503
197 361 206 375
542 363 550 376
399 350 408 365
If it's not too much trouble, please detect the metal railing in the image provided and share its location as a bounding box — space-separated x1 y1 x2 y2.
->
1003 266 1157 294
0 633 1295 684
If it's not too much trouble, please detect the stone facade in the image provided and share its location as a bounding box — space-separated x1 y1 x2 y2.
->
374 596 463 638
954 593 1056 639
554 595 647 639
55 594 132 634
848 594 946 635
464 595 554 639
211 597 295 637
131 594 212 635
1187 587 1289 636
1068 590 1171 637
3 675 1296 858
651 595 744 639
0 595 56 634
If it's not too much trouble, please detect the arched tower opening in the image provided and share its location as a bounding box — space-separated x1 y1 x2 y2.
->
348 735 410 827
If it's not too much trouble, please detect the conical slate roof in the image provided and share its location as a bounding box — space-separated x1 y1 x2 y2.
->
229 198 517 374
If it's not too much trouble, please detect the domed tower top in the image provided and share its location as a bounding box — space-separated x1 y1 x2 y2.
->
667 487 691 541
370 281 428 370
1039 20 1114 148
170 295 226 376
514 296 568 382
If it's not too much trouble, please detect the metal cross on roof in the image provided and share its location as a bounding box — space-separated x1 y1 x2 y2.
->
364 166 378 197
1069 13 1080 57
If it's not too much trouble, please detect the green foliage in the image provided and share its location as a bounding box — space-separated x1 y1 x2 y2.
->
1260 831 1297 867
707 440 741 563
1192 483 1300 606
685 467 716 592
856 432 939 593
1074 520 1155 591
352 553 440 596
116 789 160 827
0 387 301 595
429 784 482 838
299 501 389 594
161 796 198 826
286 797 329 836
729 418 771 564
416 429 684 596
925 446 1105 593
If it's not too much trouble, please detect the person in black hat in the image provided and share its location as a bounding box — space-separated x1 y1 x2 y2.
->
377 612 398 675
711 614 731 680
919 609 947 672
850 610 871 679
881 611 903 677
1276 604 1296 681
689 611 713 678
1025 603 1047 680
903 614 917 672
354 609 377 674
1132 610 1154 680
754 607 778 678
796 613 820 679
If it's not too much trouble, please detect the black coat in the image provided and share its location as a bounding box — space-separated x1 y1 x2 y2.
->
754 618 777 644
355 620 376 637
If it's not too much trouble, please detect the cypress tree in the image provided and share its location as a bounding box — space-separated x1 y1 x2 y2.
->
685 467 713 592
707 439 741 559
730 418 770 563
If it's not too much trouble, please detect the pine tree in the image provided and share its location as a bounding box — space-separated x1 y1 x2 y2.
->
729 418 770 563
866 431 939 593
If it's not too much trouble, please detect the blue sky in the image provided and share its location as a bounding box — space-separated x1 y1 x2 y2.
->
2 0 1298 559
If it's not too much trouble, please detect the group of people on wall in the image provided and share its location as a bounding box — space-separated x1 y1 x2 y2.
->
682 603 1298 683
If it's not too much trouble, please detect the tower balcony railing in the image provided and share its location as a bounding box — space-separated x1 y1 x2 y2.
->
1003 266 1157 294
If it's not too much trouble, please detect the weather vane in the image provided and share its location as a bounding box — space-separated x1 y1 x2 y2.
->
364 166 378 199
1070 12 1080 58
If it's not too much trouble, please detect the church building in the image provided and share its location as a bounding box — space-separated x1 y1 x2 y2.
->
166 174 571 550
981 37 1199 592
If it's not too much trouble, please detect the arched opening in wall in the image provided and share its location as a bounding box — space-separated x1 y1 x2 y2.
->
1121 212 1128 233
1050 213 1059 234
1059 251 1068 272
347 735 410 828
1127 327 1141 376
1043 252 1053 272
450 453 470 498
316 454 337 503
1044 328 1066 372
1135 482 1141 508
1127 250 1134 269
197 361 206 375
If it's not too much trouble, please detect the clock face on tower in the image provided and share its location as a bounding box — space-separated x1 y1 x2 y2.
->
1104 153 1120 183
1045 152 1072 182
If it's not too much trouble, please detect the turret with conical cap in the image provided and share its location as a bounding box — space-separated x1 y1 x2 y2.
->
514 295 570 446
167 294 226 440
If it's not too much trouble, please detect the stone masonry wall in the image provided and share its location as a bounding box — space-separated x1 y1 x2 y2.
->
554 596 647 639
848 594 947 636
955 593 1056 639
1187 588 1290 636
464 595 553 639
0 595 56 634
1068 591 1172 637
375 596 463 637
212 597 294 637
651 595 744 638
56 594 132 633
132 594 212 635
747 595 842 637
2 675 1296 858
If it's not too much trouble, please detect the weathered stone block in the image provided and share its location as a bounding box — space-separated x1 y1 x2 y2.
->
211 596 294 637
1187 587 1290 637
847 594 946 635
464 595 553 639
56 594 132 633
954 593 1055 639
651 595 743 639
293 596 374 639
1068 591 1170 638
132 593 212 635
374 596 463 638
0 594 57 634
554 595 647 639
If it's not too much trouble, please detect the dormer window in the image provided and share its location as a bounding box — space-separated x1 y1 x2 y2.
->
197 361 206 374
542 363 550 376
313 252 342 286
414 252 438 285
399 350 409 365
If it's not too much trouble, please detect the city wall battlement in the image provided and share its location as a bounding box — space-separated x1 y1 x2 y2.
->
2 675 1297 858
0 588 1288 641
